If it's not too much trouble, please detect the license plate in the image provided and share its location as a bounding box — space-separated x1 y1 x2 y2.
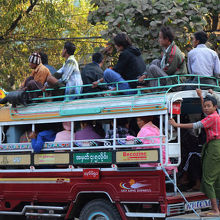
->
185 199 211 211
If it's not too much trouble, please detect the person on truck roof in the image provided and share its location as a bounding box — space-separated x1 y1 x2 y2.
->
81 52 107 97
39 52 57 75
187 31 220 88
21 52 51 97
45 41 83 101
170 94 220 217
92 33 146 95
0 53 51 106
138 26 187 88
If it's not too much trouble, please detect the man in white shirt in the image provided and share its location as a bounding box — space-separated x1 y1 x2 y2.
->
187 31 220 88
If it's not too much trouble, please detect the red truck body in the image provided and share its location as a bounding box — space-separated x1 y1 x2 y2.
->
0 167 207 219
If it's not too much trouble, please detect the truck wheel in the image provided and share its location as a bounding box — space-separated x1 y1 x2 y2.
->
79 199 121 220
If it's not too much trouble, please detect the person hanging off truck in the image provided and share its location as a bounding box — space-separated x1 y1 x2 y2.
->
169 90 220 217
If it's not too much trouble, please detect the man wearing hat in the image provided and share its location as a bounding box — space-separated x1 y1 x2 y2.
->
0 53 51 107
21 52 51 93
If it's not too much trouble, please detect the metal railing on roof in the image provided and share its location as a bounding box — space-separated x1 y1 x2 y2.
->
29 74 220 101
7 74 220 120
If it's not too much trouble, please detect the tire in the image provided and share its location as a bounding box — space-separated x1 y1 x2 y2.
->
79 199 121 220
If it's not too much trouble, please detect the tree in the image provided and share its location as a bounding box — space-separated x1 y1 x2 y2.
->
88 0 220 62
0 0 106 91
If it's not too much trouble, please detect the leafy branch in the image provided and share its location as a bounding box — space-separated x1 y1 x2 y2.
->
0 0 39 40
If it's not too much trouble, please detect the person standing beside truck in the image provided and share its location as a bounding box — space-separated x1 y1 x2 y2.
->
169 92 220 217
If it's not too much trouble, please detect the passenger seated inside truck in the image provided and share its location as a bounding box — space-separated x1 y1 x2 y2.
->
19 130 32 143
54 121 71 142
179 152 202 192
29 130 56 153
6 125 26 143
75 121 105 147
105 118 130 145
28 123 61 153
19 125 32 143
127 116 177 172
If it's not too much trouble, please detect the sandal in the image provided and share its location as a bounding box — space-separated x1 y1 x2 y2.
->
200 212 220 217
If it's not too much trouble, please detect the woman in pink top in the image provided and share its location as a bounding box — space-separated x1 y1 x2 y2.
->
54 122 71 142
127 116 176 171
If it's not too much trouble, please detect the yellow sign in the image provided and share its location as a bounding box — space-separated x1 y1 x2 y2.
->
0 154 31 165
0 178 70 184
34 153 69 165
0 89 5 99
0 89 6 107
116 150 159 163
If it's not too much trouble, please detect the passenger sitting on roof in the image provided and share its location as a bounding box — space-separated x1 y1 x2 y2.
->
185 31 220 90
138 26 187 89
0 53 51 106
127 116 177 172
21 52 51 98
39 52 57 75
81 52 108 97
45 41 83 101
93 33 146 95
75 121 104 147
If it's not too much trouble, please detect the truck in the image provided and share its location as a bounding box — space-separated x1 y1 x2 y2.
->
0 75 218 219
